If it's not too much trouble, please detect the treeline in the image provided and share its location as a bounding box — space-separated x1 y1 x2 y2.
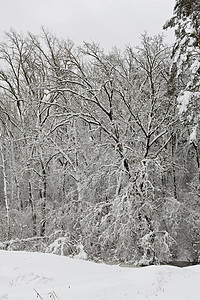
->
0 27 199 264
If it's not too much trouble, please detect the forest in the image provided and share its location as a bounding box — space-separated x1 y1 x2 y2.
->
0 0 199 265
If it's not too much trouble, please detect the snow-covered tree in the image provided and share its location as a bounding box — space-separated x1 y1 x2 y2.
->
164 0 200 261
0 27 199 264
164 0 200 140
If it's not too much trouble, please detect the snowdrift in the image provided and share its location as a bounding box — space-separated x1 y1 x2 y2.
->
0 250 199 300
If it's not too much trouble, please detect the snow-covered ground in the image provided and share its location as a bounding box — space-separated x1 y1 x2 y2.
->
0 250 200 300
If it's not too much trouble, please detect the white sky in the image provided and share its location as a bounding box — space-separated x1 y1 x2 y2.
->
0 0 175 50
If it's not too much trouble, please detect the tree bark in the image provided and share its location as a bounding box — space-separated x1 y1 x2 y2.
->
0 142 11 240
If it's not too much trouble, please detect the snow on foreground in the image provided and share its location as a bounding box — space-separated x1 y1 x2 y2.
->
0 251 200 300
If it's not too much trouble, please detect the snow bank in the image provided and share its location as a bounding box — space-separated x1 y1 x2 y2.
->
0 250 200 300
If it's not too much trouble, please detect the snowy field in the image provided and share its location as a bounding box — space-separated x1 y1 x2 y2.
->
0 250 200 300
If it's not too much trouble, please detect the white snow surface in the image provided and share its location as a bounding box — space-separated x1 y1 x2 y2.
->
0 250 200 300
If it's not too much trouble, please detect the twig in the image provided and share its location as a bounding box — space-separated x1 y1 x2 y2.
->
33 288 44 300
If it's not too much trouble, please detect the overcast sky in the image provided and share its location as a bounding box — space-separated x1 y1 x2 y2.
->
0 0 175 50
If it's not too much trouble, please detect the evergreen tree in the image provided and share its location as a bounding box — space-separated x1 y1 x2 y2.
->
164 1 200 174
164 0 200 261
164 0 200 107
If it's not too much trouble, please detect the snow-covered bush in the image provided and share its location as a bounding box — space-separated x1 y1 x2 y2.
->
45 231 78 256
81 161 176 265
